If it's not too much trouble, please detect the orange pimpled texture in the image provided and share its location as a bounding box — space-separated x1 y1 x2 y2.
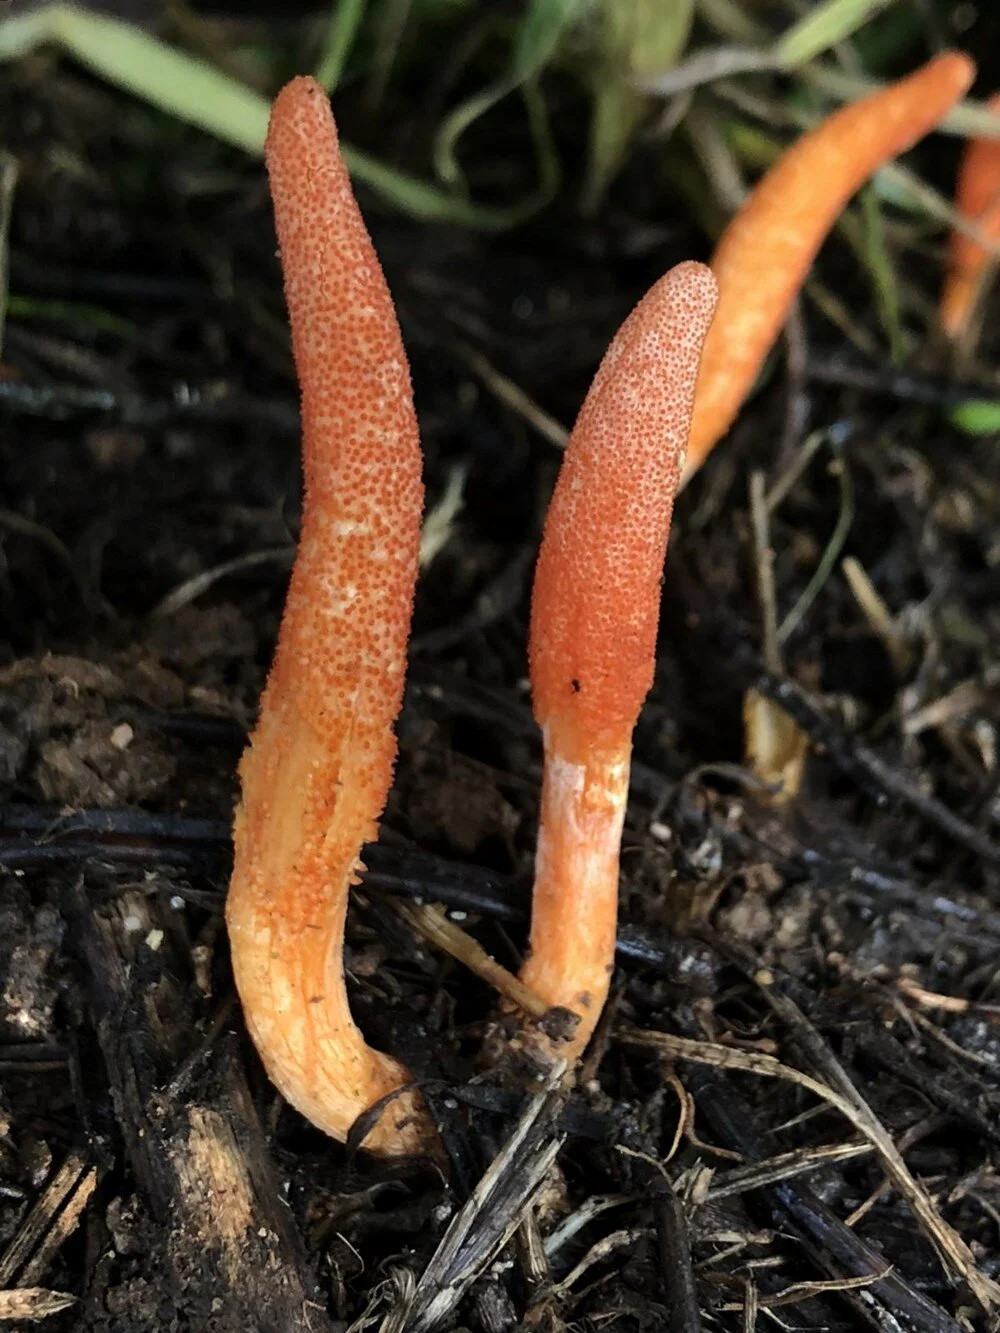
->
941 91 1000 340
227 78 427 1153
684 52 975 481
529 261 718 762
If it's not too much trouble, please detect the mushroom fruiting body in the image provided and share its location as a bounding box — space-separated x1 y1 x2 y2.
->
940 90 1000 341
682 52 975 485
523 261 718 1061
227 78 431 1155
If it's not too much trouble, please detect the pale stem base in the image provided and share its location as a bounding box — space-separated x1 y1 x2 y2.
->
519 735 630 1063
228 707 432 1157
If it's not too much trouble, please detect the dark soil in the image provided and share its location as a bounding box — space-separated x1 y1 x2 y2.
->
3 9 1000 1332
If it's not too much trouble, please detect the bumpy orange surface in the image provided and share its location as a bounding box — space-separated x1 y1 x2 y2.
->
683 51 974 483
523 262 717 1057
530 261 718 763
941 91 1000 340
227 78 429 1154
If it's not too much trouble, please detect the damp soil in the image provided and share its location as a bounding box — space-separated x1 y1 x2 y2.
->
3 21 1000 1333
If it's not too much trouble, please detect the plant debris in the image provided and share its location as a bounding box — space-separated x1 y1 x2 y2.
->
2 3 1000 1329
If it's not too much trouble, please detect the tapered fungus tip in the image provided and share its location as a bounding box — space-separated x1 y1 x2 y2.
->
941 88 1000 342
266 76 337 148
530 259 718 762
682 49 976 485
939 51 977 88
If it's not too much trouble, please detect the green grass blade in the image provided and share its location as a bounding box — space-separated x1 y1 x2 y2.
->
0 152 17 359
434 0 583 188
512 0 583 81
582 0 695 213
856 184 904 362
0 4 269 152
6 293 136 337
775 0 898 69
340 143 517 227
316 0 369 92
434 80 514 188
0 2 519 228
949 400 1000 435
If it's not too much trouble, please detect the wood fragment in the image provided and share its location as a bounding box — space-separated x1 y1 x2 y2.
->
842 555 912 677
383 1068 567 1333
655 1179 703 1332
622 1024 1000 1311
64 880 338 1333
0 1152 91 1287
392 899 549 1018
684 1060 963 1333
751 668 1000 864
0 1287 76 1322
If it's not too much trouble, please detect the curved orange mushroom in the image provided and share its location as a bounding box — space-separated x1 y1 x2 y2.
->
523 261 718 1061
682 51 975 486
940 91 1000 341
227 78 432 1156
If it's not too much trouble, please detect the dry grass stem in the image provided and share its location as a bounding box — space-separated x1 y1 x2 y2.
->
842 555 912 677
392 899 550 1019
621 1026 1000 1310
455 341 569 450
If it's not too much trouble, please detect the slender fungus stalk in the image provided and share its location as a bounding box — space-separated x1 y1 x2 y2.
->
227 78 432 1156
940 91 1000 342
523 262 718 1062
682 52 975 485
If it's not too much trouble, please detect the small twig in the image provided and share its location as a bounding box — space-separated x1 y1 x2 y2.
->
0 1153 92 1287
706 1140 873 1201
746 470 808 800
0 1289 77 1321
719 1268 889 1312
17 1168 97 1288
149 547 293 619
453 340 569 450
550 1227 652 1297
392 899 549 1019
543 1195 631 1260
902 677 992 737
656 1179 703 1332
778 302 811 470
804 276 884 358
622 1026 1000 1311
685 1056 962 1333
748 471 780 674
0 376 300 431
419 464 466 567
751 670 1000 864
905 1006 1000 1075
842 555 912 677
748 976 1000 1312
0 151 19 358
763 426 828 514
805 356 980 406
778 448 854 644
842 1115 947 1229
384 1067 568 1333
0 801 719 986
